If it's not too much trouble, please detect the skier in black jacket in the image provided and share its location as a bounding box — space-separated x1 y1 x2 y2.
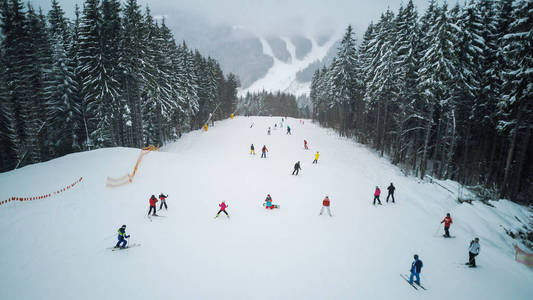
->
409 254 423 285
292 161 302 175
387 183 395 203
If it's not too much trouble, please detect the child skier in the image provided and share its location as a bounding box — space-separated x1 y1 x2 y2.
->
148 195 158 216
441 213 453 237
409 254 423 285
319 196 332 216
373 186 382 205
313 151 319 164
215 201 229 218
251 144 255 155
386 182 395 203
467 238 480 267
115 225 130 249
159 193 168 210
304 140 308 150
264 194 275 209
292 161 302 175
261 145 268 158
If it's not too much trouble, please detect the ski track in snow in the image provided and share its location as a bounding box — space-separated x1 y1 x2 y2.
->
0 116 532 300
240 34 339 96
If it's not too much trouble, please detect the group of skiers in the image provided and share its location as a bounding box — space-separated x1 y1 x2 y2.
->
147 193 168 216
372 183 395 205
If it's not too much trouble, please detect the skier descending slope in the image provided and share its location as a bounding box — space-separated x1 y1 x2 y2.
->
313 151 319 164
467 238 480 267
287 125 291 135
215 201 230 218
264 194 279 209
148 195 158 216
373 186 382 205
441 213 453 237
261 145 268 158
115 225 130 249
267 127 271 135
319 196 332 216
386 183 395 203
304 140 308 150
250 144 255 155
159 193 169 211
292 161 302 175
409 254 423 285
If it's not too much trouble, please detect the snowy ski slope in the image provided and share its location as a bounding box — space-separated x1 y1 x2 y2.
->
0 116 532 300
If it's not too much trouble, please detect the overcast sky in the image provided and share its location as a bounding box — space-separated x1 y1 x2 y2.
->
28 0 430 36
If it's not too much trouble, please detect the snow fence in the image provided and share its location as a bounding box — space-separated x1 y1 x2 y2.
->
515 245 533 266
105 146 159 187
0 177 83 207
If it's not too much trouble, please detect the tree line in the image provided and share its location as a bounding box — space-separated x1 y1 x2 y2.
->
238 90 300 117
0 0 239 172
310 0 532 203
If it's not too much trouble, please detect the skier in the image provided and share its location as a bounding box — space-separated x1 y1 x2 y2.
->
319 196 332 216
467 237 480 267
304 140 308 150
115 225 130 249
386 182 395 203
287 125 291 135
275 123 277 129
264 194 275 209
250 144 255 155
292 161 302 175
409 254 423 285
215 201 229 218
261 145 268 158
373 186 382 205
313 151 319 164
441 213 453 237
148 195 158 216
159 193 169 210
267 127 271 135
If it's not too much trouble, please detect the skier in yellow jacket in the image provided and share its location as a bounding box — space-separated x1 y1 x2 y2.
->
313 151 320 164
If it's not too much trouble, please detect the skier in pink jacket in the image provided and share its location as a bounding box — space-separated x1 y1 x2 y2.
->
373 186 382 205
215 201 230 218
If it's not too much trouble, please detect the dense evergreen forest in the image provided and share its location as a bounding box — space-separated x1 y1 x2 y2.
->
310 0 532 203
0 0 239 172
238 91 301 117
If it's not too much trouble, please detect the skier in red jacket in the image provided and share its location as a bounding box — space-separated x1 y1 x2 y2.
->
261 145 268 158
441 213 453 237
304 140 308 150
148 195 158 216
215 201 229 218
319 196 332 216
373 186 382 205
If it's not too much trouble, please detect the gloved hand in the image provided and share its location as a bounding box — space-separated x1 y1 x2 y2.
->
126 235 130 238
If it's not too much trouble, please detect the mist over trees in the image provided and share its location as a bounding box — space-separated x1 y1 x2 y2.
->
0 0 238 172
311 0 532 203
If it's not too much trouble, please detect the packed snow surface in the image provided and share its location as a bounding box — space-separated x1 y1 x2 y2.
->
1 116 532 300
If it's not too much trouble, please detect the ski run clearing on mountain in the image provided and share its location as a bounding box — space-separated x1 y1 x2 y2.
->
0 116 532 300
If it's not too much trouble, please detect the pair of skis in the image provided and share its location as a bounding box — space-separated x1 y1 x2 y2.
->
400 274 426 290
109 243 141 251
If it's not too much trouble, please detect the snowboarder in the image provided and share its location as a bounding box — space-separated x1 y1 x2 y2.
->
313 151 319 164
304 140 308 150
264 194 276 209
215 201 229 218
148 195 158 216
159 193 169 210
115 225 130 249
409 254 423 285
467 237 480 267
441 213 453 237
267 127 271 135
386 182 395 203
287 125 291 135
319 196 332 216
373 186 382 205
261 145 268 158
250 144 255 155
292 161 302 175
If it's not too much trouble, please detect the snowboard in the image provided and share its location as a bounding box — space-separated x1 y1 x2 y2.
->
400 274 426 290
111 243 141 251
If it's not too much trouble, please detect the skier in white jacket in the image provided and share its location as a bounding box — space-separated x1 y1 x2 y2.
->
467 237 480 267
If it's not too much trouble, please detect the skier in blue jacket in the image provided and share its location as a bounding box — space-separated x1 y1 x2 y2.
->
409 254 423 285
115 225 130 249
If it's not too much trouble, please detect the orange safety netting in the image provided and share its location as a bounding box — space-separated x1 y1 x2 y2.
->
0 177 83 206
106 146 158 187
515 245 533 266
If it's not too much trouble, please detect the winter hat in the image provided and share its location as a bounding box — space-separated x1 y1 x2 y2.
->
121 225 126 228
414 254 419 259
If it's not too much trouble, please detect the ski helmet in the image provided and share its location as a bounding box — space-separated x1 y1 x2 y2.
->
414 254 419 259
121 225 126 228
